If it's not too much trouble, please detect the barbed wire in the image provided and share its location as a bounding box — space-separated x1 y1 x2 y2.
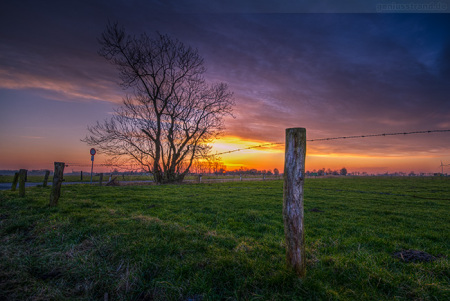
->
64 129 450 167
211 129 450 156
66 163 127 167
212 142 284 156
307 129 450 142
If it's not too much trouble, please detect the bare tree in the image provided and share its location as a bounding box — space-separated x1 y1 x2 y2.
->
83 22 234 184
273 168 280 176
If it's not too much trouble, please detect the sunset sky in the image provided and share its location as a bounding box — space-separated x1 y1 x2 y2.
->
1 1 450 174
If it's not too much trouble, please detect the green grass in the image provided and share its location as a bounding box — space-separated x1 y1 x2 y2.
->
0 174 280 183
0 174 152 183
0 177 448 300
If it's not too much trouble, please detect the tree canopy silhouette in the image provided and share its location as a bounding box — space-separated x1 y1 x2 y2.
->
83 22 234 183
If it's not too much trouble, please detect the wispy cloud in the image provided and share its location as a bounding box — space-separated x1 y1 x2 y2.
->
0 69 121 103
19 135 45 139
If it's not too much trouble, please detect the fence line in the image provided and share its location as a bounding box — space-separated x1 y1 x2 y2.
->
307 129 450 142
212 129 450 156
41 128 450 170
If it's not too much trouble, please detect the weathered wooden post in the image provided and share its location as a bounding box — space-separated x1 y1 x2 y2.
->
43 170 50 187
18 169 27 197
11 172 19 191
49 162 65 206
198 174 202 183
81 171 83 181
263 173 266 181
283 128 306 277
240 174 242 181
99 173 104 186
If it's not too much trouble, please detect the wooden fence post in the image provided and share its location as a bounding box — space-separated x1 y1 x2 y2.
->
11 172 19 191
43 170 50 187
18 169 27 197
81 171 83 181
99 173 103 186
49 162 65 206
283 128 306 277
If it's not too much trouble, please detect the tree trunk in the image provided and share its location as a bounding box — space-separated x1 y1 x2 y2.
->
49 162 65 206
283 128 306 277
153 130 163 184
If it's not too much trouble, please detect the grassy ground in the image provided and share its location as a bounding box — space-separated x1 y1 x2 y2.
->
0 174 153 183
0 174 280 184
0 177 448 300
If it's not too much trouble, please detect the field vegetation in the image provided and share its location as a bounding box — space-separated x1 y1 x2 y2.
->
0 177 448 300
0 174 281 184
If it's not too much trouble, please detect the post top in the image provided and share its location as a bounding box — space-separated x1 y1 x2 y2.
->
286 127 306 132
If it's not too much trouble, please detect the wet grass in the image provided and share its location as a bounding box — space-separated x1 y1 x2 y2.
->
0 177 448 300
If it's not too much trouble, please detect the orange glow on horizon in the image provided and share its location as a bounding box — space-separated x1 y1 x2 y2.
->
211 136 449 174
0 135 447 175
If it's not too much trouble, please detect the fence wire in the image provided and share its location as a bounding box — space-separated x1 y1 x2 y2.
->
61 129 450 168
213 129 450 156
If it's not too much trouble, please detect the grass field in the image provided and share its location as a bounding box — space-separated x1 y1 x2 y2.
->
0 177 448 300
0 174 280 184
0 174 154 183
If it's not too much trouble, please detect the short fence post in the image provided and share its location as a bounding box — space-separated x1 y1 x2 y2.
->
18 169 27 197
43 170 50 187
99 173 103 186
49 162 65 206
198 174 202 183
263 173 266 181
81 171 83 181
240 174 242 181
11 172 19 191
283 127 306 277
